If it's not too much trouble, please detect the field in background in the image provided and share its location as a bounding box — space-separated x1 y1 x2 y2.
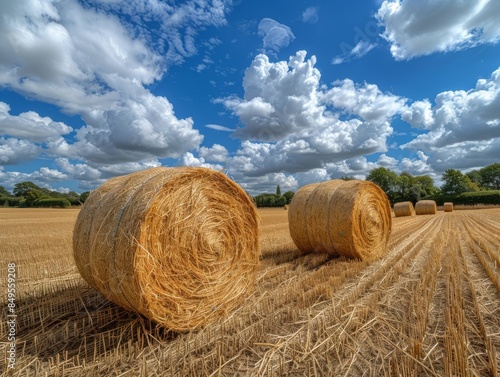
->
1 207 500 376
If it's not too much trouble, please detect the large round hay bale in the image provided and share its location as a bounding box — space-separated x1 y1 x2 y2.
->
288 180 392 261
415 200 437 215
73 167 260 332
394 201 415 217
443 202 454 212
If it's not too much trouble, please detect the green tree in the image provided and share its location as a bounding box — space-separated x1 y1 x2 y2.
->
13 181 42 197
283 191 294 204
466 170 482 187
254 193 286 207
80 191 91 204
276 185 281 196
25 189 46 207
366 167 400 203
414 175 439 197
441 169 477 195
0 185 11 197
479 163 500 190
397 172 414 201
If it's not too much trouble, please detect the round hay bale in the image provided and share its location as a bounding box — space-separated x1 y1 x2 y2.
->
284 204 289 210
415 200 437 215
73 167 260 332
443 202 454 212
288 183 320 253
288 180 392 261
394 201 415 217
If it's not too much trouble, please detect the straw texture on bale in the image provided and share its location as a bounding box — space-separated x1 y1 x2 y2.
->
288 180 392 261
443 202 454 212
73 167 260 332
415 200 437 215
394 201 415 217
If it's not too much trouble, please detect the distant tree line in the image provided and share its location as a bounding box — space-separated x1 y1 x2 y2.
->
366 163 500 205
0 181 90 208
253 185 295 208
253 163 500 208
2 163 499 208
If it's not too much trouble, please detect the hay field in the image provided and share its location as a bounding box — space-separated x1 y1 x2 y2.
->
1 207 500 376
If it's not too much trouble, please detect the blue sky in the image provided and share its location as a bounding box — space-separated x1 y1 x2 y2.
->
1 0 500 194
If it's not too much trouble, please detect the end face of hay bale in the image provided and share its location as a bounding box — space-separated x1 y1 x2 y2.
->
415 200 437 215
443 202 454 212
73 167 260 332
288 183 320 253
288 180 392 261
394 201 415 217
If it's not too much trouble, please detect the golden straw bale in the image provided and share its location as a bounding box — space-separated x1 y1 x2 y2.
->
73 167 259 332
394 201 415 217
287 183 320 253
415 200 437 215
288 180 392 261
284 204 289 210
443 202 454 212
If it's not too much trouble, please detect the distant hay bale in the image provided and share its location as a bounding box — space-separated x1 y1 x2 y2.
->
288 180 392 261
394 201 415 217
284 204 289 210
443 202 454 212
415 200 437 215
73 167 259 332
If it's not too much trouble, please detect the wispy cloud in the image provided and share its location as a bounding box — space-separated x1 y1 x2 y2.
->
302 7 319 24
204 124 236 132
332 40 377 64
258 18 295 52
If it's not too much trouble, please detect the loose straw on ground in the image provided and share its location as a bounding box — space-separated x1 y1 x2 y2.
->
288 180 392 261
73 167 260 332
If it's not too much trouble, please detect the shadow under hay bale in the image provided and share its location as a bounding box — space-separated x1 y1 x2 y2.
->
73 167 260 332
415 200 437 215
394 201 415 217
288 180 392 261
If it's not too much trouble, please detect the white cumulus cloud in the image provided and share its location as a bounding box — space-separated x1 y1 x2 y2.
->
0 138 41 165
377 0 500 60
212 51 406 190
0 0 230 170
402 66 500 170
0 102 73 143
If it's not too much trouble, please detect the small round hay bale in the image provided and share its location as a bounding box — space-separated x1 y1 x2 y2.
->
284 204 289 210
73 167 259 332
288 180 392 261
443 202 454 212
394 201 415 217
415 200 437 215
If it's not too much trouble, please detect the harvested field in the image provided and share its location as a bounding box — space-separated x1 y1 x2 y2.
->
1 207 500 376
